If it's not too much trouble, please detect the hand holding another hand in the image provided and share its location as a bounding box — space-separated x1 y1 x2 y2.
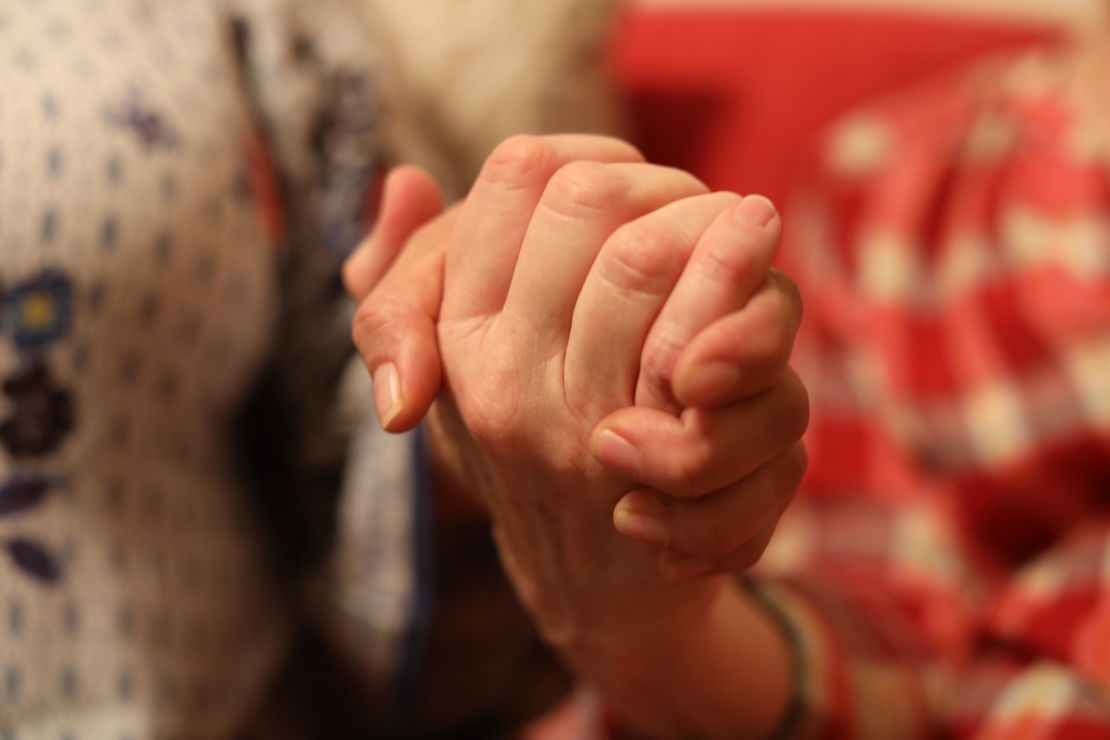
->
345 135 808 738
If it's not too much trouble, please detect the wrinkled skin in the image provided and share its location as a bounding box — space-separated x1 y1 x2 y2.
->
347 135 808 737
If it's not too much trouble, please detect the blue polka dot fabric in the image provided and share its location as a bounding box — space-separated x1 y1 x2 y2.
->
0 1 423 737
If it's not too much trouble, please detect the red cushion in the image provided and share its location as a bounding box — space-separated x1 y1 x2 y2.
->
607 8 1061 206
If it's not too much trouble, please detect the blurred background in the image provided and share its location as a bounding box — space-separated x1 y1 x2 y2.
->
367 0 1104 204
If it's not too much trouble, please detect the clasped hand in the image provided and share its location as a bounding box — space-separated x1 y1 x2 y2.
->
345 135 808 737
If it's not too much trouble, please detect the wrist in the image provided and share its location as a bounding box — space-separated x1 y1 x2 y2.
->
576 578 795 740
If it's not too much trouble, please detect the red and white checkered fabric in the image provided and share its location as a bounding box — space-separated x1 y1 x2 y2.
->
756 48 1110 738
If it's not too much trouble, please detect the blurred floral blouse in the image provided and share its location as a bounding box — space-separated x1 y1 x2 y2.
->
0 1 429 737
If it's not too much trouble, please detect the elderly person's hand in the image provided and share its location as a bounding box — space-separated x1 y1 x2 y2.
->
347 137 806 581
589 206 807 581
345 135 807 737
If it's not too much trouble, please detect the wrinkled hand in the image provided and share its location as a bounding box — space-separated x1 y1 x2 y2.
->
356 135 716 639
346 140 807 584
347 136 807 737
592 201 808 580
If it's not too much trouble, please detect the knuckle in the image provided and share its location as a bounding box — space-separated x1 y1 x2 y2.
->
599 221 685 296
482 135 552 186
461 378 526 451
701 240 757 290
741 302 794 370
667 440 713 497
737 282 803 377
453 339 538 457
466 396 518 445
543 161 625 218
350 298 395 360
640 324 688 393
770 268 804 326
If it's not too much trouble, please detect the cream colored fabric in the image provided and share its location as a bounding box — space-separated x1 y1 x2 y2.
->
0 1 418 737
0 3 286 735
362 0 625 196
627 0 1106 29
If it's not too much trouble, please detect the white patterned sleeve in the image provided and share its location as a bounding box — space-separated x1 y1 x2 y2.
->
229 0 429 699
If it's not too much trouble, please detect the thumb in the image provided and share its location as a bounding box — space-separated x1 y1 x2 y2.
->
352 206 460 432
353 248 444 432
343 164 444 303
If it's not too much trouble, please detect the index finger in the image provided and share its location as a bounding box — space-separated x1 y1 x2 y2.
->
343 165 445 304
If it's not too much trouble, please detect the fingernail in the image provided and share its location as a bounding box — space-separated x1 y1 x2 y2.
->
613 506 669 547
682 361 740 405
659 553 713 581
594 429 642 476
732 195 775 229
373 363 403 430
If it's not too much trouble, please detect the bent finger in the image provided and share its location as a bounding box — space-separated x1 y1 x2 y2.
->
635 195 781 411
352 245 446 432
563 191 738 415
592 368 809 497
343 165 444 303
443 134 644 321
612 443 806 560
673 269 804 408
502 162 708 352
658 510 784 582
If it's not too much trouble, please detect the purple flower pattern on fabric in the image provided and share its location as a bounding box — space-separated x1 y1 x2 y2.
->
0 360 75 459
105 89 181 151
0 270 78 585
4 537 62 584
0 476 56 517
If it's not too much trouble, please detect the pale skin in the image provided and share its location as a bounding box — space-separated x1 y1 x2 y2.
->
344 134 807 738
338 23 1110 739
